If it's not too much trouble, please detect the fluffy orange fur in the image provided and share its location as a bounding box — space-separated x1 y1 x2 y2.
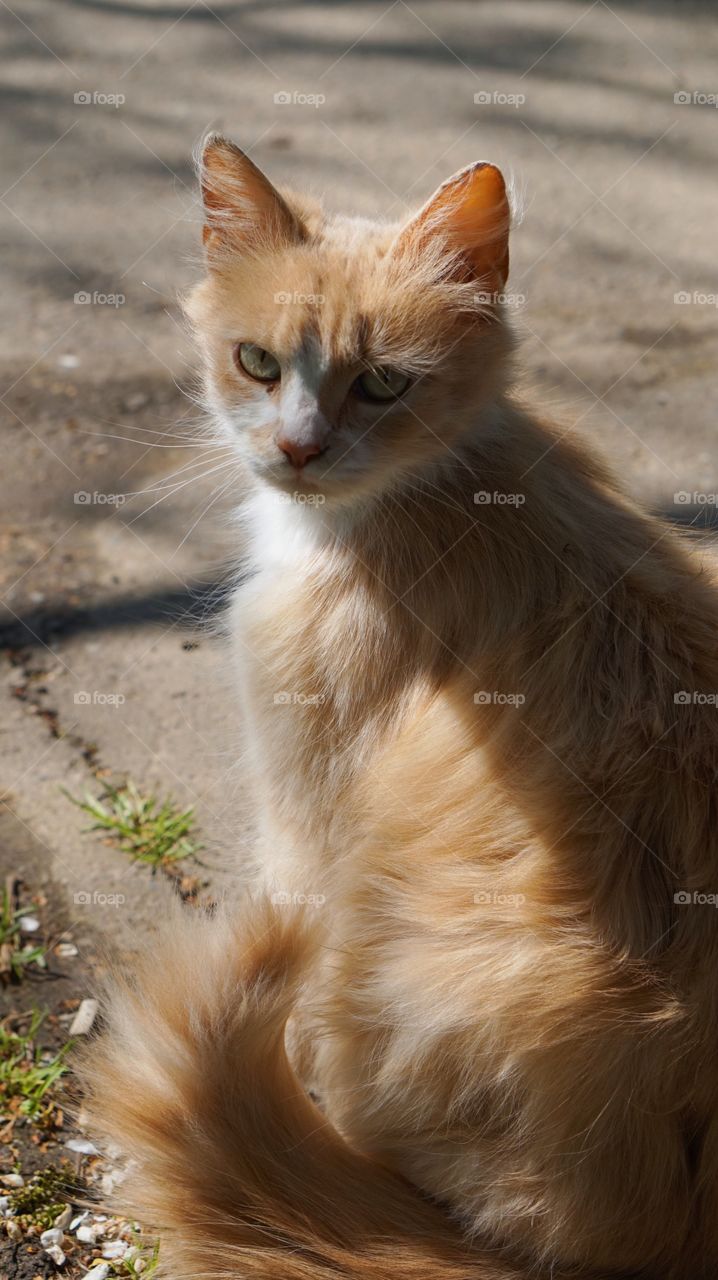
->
84 137 718 1279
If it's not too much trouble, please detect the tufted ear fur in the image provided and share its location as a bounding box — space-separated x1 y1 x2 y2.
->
392 162 510 295
199 134 305 258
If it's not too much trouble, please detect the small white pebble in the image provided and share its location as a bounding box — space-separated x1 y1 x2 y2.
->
100 1171 122 1196
87 1265 111 1280
58 354 79 369
1 1174 24 1188
66 1136 99 1156
69 998 99 1036
6 1220 22 1240
56 942 78 958
134 1261 145 1274
76 1223 105 1244
123 392 149 412
70 1210 89 1231
41 1228 65 1247
19 915 41 933
54 1206 72 1230
0 1196 9 1214
102 1240 128 1259
44 1242 66 1266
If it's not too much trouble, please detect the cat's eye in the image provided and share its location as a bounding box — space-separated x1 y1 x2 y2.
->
355 367 411 403
236 343 281 383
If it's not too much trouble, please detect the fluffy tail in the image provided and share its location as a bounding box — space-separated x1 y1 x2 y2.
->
82 899 564 1279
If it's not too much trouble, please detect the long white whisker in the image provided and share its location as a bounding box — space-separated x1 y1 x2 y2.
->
86 418 210 441
79 429 224 449
125 459 235 525
169 472 240 560
124 449 236 498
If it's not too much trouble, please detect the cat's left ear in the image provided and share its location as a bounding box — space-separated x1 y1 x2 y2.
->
392 163 510 294
199 135 304 257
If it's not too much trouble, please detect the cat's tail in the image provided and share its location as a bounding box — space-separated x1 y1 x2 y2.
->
82 899 546 1279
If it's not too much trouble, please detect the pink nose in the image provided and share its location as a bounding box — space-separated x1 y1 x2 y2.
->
277 437 324 469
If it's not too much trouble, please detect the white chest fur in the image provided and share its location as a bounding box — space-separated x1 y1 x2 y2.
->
228 487 355 890
244 488 332 570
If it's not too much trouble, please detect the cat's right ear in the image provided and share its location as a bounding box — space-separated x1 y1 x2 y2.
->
199 136 304 258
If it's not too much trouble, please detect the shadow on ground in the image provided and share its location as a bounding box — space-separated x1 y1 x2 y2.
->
2 501 716 655
0 574 237 650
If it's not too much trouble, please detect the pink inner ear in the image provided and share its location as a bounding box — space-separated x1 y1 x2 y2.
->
395 163 510 292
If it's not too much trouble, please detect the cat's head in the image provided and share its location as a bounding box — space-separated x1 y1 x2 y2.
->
187 136 514 508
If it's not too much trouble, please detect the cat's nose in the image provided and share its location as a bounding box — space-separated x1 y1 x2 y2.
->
277 437 325 469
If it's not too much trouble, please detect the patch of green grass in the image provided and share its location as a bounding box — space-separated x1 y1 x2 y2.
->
0 888 47 981
0 1010 72 1126
116 1232 161 1278
66 780 202 867
6 1164 80 1229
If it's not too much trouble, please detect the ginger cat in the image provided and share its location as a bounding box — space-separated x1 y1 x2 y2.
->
85 137 718 1280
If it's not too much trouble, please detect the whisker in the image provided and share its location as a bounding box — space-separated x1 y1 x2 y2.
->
124 459 236 525
79 429 225 450
169 472 240 560
123 449 237 499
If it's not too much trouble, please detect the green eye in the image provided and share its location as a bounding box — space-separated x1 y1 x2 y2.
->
236 343 281 382
355 367 411 403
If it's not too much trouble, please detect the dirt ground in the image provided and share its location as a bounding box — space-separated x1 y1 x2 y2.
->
1 0 717 1272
